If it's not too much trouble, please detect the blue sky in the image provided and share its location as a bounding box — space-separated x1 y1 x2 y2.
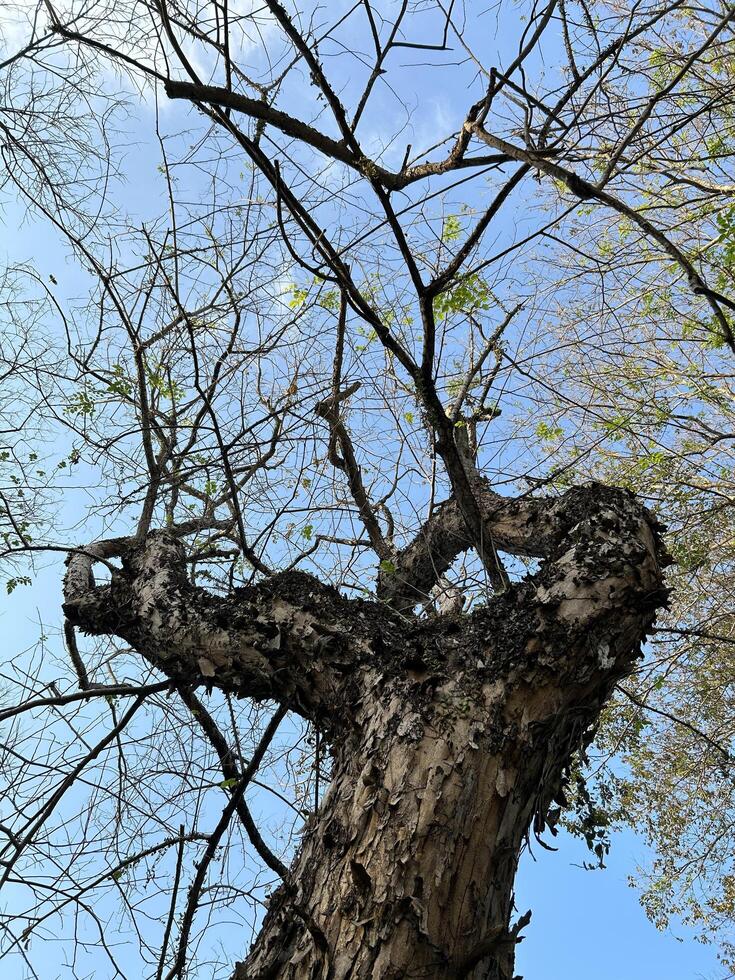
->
516 830 725 980
0 2 731 977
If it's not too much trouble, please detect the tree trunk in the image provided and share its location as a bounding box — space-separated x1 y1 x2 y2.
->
238 665 545 980
64 485 667 980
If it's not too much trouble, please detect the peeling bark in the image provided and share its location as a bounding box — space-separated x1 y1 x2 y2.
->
64 484 667 979
64 533 404 724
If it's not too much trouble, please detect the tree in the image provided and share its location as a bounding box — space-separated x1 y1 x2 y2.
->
0 0 732 977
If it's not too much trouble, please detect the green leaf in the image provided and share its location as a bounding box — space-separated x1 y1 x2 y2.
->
65 391 96 417
442 214 462 243
433 273 492 320
535 421 563 441
6 576 32 595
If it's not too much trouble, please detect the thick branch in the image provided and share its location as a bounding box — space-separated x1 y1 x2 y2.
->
164 79 512 191
378 482 668 613
64 486 666 727
64 532 406 724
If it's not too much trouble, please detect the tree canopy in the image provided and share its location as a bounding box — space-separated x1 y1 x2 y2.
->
0 0 734 975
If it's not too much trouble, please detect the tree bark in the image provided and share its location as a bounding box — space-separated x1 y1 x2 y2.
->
63 484 667 979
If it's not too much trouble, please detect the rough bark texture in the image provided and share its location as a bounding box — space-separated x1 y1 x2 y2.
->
64 485 667 980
